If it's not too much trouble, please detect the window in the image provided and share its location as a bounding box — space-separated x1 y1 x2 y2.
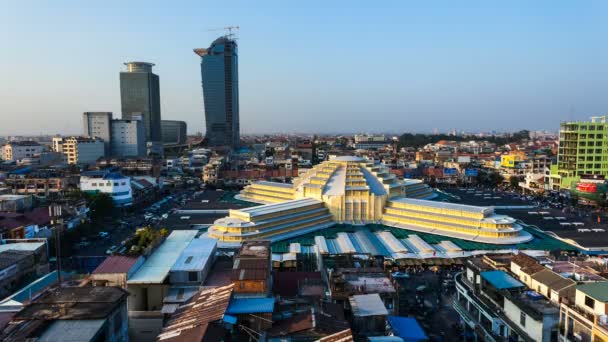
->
585 295 595 308
520 312 526 327
188 272 198 282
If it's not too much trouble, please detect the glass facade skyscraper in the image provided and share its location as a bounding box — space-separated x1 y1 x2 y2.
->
194 37 240 148
119 62 162 143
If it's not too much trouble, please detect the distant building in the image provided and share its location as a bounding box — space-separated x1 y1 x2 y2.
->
195 36 240 148
353 134 387 150
110 118 146 157
161 120 187 145
553 115 608 190
56 136 105 165
80 170 133 207
82 112 112 154
120 62 162 144
1 141 44 161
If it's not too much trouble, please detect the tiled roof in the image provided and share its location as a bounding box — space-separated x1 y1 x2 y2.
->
92 256 140 275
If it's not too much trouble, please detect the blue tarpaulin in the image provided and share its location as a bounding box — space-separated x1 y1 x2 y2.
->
480 270 524 290
387 316 428 341
226 297 275 314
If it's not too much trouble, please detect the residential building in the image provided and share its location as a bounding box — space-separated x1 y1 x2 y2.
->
554 115 608 189
353 134 388 150
0 194 33 212
231 240 271 297
559 282 608 341
1 141 44 161
82 111 113 154
127 230 197 341
454 257 561 341
4 170 78 197
90 255 144 288
349 293 389 338
169 237 216 285
111 117 146 157
0 286 129 341
57 136 105 165
80 170 133 207
161 120 187 145
120 62 162 145
194 36 240 148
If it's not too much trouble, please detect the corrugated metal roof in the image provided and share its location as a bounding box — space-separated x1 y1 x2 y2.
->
170 238 216 272
157 284 233 342
576 282 608 302
92 255 140 275
349 293 388 317
128 230 197 284
226 297 275 314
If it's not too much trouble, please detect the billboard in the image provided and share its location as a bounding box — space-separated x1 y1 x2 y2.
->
501 155 516 168
465 169 478 177
576 183 598 193
444 168 458 176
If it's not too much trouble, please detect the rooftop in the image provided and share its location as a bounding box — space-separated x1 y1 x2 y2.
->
92 255 141 275
576 282 608 302
225 297 275 314
391 197 492 215
349 293 388 317
15 286 128 320
387 316 428 341
480 270 525 290
158 284 233 342
170 238 216 272
128 230 197 284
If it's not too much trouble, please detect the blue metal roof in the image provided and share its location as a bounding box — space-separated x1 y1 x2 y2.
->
5 271 72 303
480 270 524 290
388 316 428 341
226 297 275 314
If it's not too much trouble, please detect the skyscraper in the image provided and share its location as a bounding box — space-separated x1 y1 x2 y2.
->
194 37 240 148
119 62 162 144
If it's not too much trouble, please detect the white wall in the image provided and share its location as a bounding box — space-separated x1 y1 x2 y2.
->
503 298 545 342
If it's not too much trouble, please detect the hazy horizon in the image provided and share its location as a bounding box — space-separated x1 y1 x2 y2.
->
1 1 607 136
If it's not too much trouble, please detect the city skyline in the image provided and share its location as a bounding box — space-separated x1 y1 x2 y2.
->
1 1 607 136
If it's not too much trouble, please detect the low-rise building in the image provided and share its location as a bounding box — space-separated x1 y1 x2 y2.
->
90 255 144 288
349 293 389 338
80 170 133 207
0 194 33 212
127 230 198 341
1 141 45 162
559 282 608 341
454 257 561 341
56 136 105 165
231 241 271 297
0 286 129 341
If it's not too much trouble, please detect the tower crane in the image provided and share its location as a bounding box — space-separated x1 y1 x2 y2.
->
204 25 240 39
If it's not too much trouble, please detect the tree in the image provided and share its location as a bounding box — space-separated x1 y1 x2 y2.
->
509 176 522 190
88 192 114 219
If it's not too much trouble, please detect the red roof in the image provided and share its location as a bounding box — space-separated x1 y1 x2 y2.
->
92 255 140 274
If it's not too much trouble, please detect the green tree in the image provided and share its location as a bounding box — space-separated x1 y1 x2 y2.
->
88 192 114 219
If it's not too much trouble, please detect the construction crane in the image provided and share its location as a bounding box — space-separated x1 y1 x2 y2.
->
194 26 240 57
204 25 240 39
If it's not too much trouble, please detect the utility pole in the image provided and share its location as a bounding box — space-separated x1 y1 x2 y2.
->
49 203 63 286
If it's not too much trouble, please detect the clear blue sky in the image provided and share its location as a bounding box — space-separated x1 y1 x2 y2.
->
1 0 607 136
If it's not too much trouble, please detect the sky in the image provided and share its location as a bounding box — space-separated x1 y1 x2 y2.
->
1 0 607 136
